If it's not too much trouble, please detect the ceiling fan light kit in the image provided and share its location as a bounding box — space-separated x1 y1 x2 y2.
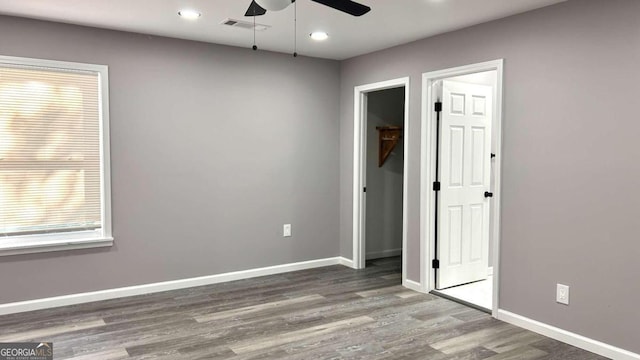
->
255 0 293 11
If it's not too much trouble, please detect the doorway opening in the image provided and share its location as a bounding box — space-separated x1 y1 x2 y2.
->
352 77 410 287
421 60 504 315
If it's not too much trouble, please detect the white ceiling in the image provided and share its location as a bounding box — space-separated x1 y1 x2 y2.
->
0 0 566 60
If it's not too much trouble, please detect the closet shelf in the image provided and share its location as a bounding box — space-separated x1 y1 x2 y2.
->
376 126 403 167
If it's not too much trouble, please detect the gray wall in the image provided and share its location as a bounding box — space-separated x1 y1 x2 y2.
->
0 16 341 304
365 88 405 259
339 0 640 353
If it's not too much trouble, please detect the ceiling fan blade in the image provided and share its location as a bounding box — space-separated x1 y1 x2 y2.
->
245 0 267 16
310 0 371 16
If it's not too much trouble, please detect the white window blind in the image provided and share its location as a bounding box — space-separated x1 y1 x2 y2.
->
0 62 102 237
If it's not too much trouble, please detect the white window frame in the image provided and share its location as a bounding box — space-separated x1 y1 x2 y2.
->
0 55 113 256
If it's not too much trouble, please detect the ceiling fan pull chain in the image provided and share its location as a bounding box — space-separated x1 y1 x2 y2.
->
293 0 298 57
252 8 258 51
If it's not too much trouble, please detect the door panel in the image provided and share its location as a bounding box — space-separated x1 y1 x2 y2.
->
471 127 486 186
470 204 484 261
437 80 492 290
451 93 465 114
448 126 465 187
472 95 487 116
447 205 463 266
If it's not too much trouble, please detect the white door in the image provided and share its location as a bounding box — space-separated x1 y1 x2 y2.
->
437 80 492 290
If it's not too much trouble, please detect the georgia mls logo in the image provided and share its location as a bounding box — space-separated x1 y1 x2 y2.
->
0 342 53 360
35 343 52 354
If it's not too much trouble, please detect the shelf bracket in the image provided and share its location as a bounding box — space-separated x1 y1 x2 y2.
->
376 126 403 167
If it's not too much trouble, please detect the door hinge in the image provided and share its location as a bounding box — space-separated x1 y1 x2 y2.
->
434 101 442 113
363 187 367 193
432 259 440 269
433 181 441 191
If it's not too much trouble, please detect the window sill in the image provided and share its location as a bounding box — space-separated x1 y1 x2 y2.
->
0 232 114 256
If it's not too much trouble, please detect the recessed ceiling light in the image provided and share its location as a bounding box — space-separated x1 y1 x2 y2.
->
310 32 329 41
178 9 201 20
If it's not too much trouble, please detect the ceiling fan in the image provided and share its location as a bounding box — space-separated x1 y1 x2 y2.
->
244 0 371 17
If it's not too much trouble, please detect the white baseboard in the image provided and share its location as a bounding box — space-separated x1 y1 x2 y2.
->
338 256 356 269
0 257 351 316
366 248 402 260
498 310 640 360
403 279 424 293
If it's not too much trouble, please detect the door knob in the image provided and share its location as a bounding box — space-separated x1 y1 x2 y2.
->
484 191 493 198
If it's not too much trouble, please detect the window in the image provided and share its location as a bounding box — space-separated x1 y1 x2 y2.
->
0 55 112 256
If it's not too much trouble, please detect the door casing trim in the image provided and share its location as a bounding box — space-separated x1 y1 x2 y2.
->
352 77 410 288
420 59 504 317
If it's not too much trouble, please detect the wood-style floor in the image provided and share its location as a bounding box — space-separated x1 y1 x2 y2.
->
0 257 607 359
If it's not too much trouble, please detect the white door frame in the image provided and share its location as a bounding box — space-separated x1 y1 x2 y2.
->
420 60 504 317
352 77 410 284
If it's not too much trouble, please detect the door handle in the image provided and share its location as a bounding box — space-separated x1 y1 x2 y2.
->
484 191 493 198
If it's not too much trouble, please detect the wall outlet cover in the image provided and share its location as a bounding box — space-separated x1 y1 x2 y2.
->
283 224 292 237
556 284 570 305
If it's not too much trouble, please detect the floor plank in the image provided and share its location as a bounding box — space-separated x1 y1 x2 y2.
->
0 257 608 359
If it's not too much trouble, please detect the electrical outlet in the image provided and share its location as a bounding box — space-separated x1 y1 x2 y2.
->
556 284 570 305
283 224 292 237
